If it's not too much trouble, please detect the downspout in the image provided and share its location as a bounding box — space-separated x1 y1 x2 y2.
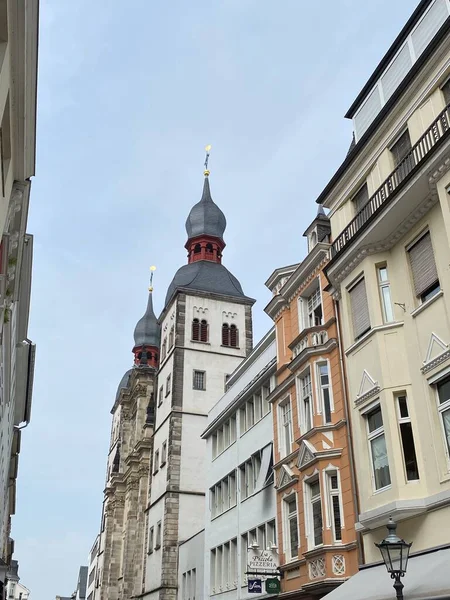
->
334 298 365 566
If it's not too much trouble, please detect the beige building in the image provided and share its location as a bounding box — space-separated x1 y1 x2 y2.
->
0 0 38 595
314 0 450 595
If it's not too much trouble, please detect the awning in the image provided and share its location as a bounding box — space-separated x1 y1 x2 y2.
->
322 546 450 600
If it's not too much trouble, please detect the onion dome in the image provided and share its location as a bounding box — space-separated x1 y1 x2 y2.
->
133 292 160 348
185 176 226 241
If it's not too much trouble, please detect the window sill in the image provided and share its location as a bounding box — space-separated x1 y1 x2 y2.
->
220 345 240 350
191 339 210 345
210 504 237 521
154 545 161 551
372 484 392 496
411 290 444 318
193 387 206 392
239 411 270 438
160 461 166 467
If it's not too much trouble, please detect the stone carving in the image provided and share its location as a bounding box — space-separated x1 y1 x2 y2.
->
297 440 317 469
332 554 345 575
308 557 325 579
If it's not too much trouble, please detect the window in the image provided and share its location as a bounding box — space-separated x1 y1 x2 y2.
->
317 362 332 423
155 521 161 549
308 480 323 547
239 451 262 500
396 394 419 481
306 286 323 327
193 370 206 390
222 323 239 347
246 397 255 429
349 277 370 340
161 441 167 466
192 318 208 342
366 406 391 490
327 473 342 542
262 383 271 415
161 338 167 361
377 265 394 322
153 450 159 474
165 374 171 396
158 385 163 407
169 325 174 349
211 539 237 593
211 470 237 517
240 385 271 435
436 376 450 458
391 129 413 177
352 182 369 213
279 398 293 457
284 495 299 561
407 231 440 302
299 372 313 432
148 526 154 553
212 416 237 459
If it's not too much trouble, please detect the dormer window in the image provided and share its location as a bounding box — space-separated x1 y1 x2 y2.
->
309 230 317 250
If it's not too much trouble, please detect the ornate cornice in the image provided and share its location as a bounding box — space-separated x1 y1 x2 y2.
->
421 349 450 374
355 385 381 407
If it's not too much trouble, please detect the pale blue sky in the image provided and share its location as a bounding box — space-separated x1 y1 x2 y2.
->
14 1 418 597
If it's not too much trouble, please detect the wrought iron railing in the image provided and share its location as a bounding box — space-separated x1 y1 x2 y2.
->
331 103 450 257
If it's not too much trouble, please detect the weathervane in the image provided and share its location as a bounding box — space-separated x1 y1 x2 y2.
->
149 265 156 292
204 144 212 176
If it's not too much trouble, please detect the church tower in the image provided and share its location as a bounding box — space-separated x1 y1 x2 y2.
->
96 287 160 600
143 169 255 600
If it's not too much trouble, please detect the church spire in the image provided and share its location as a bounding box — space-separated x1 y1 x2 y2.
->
185 148 227 264
132 268 161 367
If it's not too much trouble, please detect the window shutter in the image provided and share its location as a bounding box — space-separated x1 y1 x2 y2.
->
352 183 369 212
200 320 208 342
408 232 439 297
230 325 238 347
349 278 370 339
192 319 200 341
222 324 229 346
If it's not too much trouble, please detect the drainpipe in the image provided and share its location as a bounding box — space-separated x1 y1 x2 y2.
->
334 298 365 566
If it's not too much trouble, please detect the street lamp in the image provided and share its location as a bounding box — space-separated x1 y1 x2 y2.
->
375 517 412 600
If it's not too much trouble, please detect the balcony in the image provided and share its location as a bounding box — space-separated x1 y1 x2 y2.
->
331 103 450 259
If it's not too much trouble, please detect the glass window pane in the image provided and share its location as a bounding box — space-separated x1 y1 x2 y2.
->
332 495 342 541
438 377 450 405
289 516 298 557
442 407 450 454
398 396 409 418
400 422 419 480
323 389 332 423
382 285 394 322
371 434 391 489
368 407 383 432
312 501 323 545
378 267 388 282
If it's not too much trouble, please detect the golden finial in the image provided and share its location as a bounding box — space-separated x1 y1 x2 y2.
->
204 144 212 176
149 265 156 292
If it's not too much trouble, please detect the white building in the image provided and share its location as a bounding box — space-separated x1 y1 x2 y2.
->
0 0 38 594
143 172 255 600
86 536 99 600
200 328 277 600
6 561 30 600
178 529 204 600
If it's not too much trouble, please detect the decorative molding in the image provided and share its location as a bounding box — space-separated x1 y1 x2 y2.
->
332 555 345 576
193 306 208 315
422 349 450 374
423 332 448 364
298 440 317 469
222 310 237 320
277 464 298 490
308 557 325 579
354 369 380 406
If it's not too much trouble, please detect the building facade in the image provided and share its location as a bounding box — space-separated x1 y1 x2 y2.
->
0 0 38 594
142 173 255 600
201 328 277 600
6 561 30 600
264 209 358 598
86 536 99 600
314 0 450 597
95 293 159 600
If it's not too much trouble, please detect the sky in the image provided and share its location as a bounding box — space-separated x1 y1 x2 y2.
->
12 1 420 598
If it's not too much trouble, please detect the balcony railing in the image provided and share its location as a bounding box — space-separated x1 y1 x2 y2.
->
331 103 450 258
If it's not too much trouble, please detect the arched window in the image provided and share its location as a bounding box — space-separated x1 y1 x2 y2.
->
206 243 213 254
169 325 174 349
222 323 230 346
200 319 208 342
192 318 200 341
194 243 201 254
230 324 238 347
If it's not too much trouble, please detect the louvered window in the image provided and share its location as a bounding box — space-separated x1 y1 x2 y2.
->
408 231 440 302
222 323 229 345
230 324 238 347
200 319 208 342
222 323 239 347
391 130 414 183
192 318 200 341
349 278 371 340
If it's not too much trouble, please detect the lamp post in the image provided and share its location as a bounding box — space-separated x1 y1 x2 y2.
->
375 517 412 600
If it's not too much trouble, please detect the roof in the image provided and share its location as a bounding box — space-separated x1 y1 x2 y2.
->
165 260 250 306
115 369 133 401
185 176 226 240
77 567 88 599
133 292 160 348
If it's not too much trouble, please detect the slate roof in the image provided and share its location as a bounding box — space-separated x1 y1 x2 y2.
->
185 176 226 240
115 368 133 401
133 293 160 348
165 260 247 306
